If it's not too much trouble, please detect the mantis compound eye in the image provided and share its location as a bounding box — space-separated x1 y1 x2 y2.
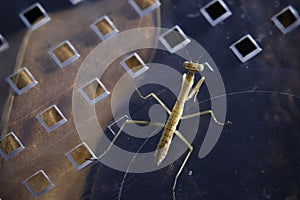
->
197 63 205 72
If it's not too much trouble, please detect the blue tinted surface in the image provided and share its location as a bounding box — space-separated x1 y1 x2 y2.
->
85 1 300 200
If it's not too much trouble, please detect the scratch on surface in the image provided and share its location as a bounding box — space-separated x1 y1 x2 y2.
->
198 88 300 105
116 126 161 200
240 0 252 21
0 30 32 170
0 30 32 134
187 12 201 18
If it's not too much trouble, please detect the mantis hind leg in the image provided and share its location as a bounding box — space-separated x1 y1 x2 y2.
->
172 130 193 200
181 109 231 125
96 119 165 160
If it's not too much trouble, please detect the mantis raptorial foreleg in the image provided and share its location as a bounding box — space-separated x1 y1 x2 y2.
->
187 76 205 101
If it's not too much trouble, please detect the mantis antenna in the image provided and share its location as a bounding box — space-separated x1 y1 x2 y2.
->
173 27 214 73
204 62 214 72
173 27 193 62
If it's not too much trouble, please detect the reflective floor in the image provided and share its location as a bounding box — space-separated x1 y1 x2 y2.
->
0 0 300 200
86 1 300 200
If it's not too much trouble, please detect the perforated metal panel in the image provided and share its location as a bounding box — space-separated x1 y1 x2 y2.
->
0 0 299 200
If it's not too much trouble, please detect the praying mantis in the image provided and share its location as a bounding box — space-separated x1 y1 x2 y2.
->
95 60 231 200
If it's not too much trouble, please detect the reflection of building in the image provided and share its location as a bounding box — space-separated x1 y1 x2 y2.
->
0 0 160 199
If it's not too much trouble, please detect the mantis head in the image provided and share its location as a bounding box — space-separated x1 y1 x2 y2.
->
183 61 204 72
184 61 214 72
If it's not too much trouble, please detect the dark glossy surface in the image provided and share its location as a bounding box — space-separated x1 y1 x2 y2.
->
0 0 299 200
86 0 300 200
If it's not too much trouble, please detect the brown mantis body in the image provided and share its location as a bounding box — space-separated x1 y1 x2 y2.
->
96 61 229 200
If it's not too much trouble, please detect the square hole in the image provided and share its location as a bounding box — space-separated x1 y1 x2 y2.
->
129 0 161 16
79 78 110 105
65 142 96 170
108 115 129 136
36 105 67 132
90 15 119 41
230 34 262 63
0 132 25 160
49 40 80 68
0 34 9 53
19 2 51 30
23 170 54 198
159 25 191 53
120 53 149 78
200 0 232 26
271 6 300 34
69 0 85 5
6 67 38 95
